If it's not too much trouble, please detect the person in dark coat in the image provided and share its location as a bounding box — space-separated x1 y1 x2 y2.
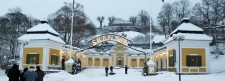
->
105 66 109 76
7 64 20 81
24 66 38 81
20 68 28 81
110 66 113 73
125 65 128 74
35 66 45 81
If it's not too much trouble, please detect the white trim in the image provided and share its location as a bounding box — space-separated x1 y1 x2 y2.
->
28 53 38 54
187 54 200 56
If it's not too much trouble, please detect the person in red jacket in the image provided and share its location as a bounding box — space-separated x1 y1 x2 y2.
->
35 66 45 81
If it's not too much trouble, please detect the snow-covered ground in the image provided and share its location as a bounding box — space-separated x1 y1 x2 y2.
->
1 55 225 81
210 55 225 73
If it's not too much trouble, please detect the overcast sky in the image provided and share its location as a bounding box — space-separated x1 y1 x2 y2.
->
0 0 201 27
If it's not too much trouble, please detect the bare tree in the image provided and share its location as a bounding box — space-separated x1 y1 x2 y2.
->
157 3 174 35
48 2 96 47
108 16 115 26
97 16 104 29
129 16 137 26
192 0 225 41
173 0 191 22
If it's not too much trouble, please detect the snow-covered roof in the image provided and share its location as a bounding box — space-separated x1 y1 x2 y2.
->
127 47 149 54
112 20 132 24
27 23 59 36
164 33 212 44
170 23 203 35
18 34 65 44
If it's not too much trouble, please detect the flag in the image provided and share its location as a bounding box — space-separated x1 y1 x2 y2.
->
162 0 164 2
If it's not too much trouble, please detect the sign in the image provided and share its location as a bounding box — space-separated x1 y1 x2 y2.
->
89 34 132 46
173 50 176 62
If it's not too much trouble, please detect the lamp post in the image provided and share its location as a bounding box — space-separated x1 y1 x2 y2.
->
172 34 185 81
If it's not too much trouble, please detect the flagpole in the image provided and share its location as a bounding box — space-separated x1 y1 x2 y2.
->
149 0 152 59
70 0 75 59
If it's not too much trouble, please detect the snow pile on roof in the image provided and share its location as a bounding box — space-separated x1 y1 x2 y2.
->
127 47 149 54
18 34 65 44
152 35 166 43
164 33 212 44
65 58 74 64
27 23 59 36
170 23 203 35
86 49 111 54
147 59 155 66
117 31 144 39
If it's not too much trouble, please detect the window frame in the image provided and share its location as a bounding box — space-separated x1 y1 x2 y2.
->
186 54 202 67
26 53 39 64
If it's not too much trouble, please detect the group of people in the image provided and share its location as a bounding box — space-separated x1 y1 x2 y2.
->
105 65 129 76
7 64 45 81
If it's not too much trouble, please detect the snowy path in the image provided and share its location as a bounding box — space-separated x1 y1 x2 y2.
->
1 68 225 81
43 68 225 81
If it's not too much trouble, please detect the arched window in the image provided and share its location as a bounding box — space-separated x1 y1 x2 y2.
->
26 53 39 64
186 54 202 67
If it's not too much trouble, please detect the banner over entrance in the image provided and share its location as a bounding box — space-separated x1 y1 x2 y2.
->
89 34 132 46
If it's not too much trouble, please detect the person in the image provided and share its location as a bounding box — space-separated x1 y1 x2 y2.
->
105 66 109 76
110 66 113 73
7 64 20 81
24 66 38 81
61 57 65 70
20 68 28 81
125 65 128 74
35 66 45 81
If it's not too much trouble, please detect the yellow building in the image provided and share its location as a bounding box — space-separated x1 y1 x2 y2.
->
81 43 150 68
18 20 65 71
151 18 212 73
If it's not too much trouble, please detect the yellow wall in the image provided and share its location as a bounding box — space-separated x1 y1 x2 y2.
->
168 49 175 67
131 59 137 67
102 58 109 66
66 52 70 59
24 48 43 64
94 58 100 66
49 48 60 65
88 58 93 66
182 48 206 66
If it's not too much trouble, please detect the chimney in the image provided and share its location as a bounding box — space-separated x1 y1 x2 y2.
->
181 18 190 23
40 18 48 24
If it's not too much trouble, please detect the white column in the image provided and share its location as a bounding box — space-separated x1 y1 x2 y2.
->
42 47 49 71
100 57 103 67
180 45 183 73
114 54 116 66
19 44 24 70
124 54 126 66
206 46 211 73
128 57 130 67
137 57 140 68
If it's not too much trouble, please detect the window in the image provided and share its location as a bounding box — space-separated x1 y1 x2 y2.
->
26 54 39 64
186 54 202 67
169 55 175 67
51 54 59 65
117 46 123 51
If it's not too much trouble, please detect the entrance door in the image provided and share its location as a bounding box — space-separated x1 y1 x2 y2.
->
118 57 122 66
